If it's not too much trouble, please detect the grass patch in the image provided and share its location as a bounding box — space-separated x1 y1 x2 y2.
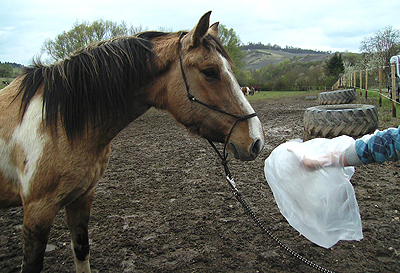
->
357 88 400 129
246 90 320 101
0 77 14 89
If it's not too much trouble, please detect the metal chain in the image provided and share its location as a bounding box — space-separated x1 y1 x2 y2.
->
225 175 335 273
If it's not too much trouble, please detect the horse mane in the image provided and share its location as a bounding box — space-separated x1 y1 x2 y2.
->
17 30 231 141
18 34 163 140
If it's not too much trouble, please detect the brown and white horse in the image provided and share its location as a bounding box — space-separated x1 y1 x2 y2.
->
241 86 250 96
0 11 265 272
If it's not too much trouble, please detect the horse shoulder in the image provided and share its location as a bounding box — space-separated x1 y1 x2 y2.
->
28 135 112 207
0 81 40 207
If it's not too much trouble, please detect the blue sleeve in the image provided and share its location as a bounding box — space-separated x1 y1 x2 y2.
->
355 126 400 164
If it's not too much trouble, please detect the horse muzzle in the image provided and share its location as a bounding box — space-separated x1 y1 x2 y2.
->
229 137 264 161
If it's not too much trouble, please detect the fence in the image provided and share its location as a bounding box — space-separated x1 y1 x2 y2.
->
333 62 399 117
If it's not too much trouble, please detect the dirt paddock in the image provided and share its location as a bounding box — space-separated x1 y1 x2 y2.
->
1 93 399 272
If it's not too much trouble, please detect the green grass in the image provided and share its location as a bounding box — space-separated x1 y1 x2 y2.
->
356 88 400 129
0 77 14 89
246 90 320 101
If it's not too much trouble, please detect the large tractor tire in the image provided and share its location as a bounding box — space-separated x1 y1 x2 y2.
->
318 89 356 105
303 104 378 141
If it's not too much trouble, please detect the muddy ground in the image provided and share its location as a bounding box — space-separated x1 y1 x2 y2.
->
1 93 400 272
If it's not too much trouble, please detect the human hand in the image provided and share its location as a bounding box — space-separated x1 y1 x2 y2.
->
300 151 349 169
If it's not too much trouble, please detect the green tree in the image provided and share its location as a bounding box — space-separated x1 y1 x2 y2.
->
0 63 13 77
326 53 344 78
42 19 148 62
218 24 245 73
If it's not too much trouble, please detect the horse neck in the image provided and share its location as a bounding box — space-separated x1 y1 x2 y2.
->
145 35 180 110
84 34 180 148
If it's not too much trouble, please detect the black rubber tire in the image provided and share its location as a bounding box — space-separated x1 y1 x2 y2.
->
318 89 356 105
303 104 378 140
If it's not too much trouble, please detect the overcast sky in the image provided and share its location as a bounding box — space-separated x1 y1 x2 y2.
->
1 0 399 65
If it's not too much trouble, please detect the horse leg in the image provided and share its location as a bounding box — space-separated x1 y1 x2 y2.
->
21 201 59 273
65 189 95 273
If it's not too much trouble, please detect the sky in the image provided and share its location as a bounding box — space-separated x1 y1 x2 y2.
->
1 0 400 65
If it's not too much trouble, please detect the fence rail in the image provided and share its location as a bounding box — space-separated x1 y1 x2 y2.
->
334 63 398 117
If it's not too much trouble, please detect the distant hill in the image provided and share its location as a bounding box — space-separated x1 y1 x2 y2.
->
242 48 332 71
240 42 332 71
0 62 25 69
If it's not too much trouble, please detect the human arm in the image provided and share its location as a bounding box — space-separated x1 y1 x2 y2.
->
302 125 400 168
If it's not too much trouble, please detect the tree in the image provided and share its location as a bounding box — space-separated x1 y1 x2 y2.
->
360 25 400 68
326 52 344 78
0 63 13 77
42 19 148 62
218 24 245 73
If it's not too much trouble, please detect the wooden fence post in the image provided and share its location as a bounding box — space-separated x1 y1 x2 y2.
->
359 70 362 96
348 73 351 88
379 66 382 107
350 72 352 87
365 68 368 99
354 71 356 90
392 62 397 117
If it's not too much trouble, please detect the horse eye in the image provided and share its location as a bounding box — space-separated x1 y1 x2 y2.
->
201 68 220 81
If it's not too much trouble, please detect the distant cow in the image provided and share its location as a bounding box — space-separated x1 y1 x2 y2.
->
241 86 250 96
2 81 9 86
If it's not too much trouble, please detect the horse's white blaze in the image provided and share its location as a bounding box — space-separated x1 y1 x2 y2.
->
220 55 265 142
11 96 48 197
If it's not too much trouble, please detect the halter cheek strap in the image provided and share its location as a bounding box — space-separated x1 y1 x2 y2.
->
178 33 257 177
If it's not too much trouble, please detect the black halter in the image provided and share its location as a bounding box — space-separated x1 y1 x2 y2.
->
178 33 257 178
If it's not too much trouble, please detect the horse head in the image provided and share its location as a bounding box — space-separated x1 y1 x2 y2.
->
156 11 265 161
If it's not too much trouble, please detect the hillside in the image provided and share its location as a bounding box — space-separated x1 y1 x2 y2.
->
243 49 332 71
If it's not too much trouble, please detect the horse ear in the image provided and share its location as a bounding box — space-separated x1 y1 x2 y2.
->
208 22 219 38
191 11 211 47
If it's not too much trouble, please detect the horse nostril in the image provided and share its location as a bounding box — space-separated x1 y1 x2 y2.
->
250 139 263 159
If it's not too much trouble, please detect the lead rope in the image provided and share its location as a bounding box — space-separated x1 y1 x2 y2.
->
178 33 334 273
209 140 335 273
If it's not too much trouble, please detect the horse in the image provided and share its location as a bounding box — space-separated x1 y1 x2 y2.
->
0 11 265 273
249 87 255 96
241 86 250 96
251 85 261 92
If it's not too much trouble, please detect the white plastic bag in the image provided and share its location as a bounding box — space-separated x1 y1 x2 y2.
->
264 136 363 248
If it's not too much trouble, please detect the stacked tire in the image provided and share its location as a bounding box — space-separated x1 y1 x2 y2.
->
318 89 356 105
304 89 378 141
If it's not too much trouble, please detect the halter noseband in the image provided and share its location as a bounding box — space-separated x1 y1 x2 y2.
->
178 33 257 177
